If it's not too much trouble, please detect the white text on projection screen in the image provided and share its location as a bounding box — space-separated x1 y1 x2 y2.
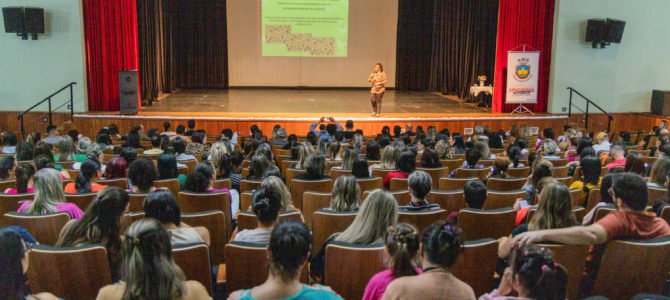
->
261 0 348 57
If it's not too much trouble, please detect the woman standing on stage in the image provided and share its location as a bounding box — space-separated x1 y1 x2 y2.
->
368 63 387 117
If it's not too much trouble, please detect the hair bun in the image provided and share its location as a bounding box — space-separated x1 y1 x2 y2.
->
253 199 269 211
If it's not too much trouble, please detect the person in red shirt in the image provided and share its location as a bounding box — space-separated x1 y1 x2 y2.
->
383 151 415 189
513 172 670 296
605 143 626 169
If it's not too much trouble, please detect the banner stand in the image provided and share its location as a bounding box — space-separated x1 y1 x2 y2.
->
505 44 539 115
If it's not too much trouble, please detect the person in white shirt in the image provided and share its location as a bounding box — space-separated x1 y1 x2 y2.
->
592 132 612 154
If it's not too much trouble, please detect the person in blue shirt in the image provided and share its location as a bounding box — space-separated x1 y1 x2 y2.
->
229 220 342 300
309 117 343 143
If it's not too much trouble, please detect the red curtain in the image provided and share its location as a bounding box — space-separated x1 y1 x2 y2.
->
492 0 555 113
83 0 140 111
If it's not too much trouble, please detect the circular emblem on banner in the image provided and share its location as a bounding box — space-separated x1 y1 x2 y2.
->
514 58 533 82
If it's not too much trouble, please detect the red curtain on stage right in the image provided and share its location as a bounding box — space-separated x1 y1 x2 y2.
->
492 0 555 113
82 0 139 111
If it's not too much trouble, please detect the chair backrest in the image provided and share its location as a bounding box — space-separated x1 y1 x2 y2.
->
454 167 491 180
312 209 357 255
535 243 589 300
398 208 448 233
182 159 197 172
326 160 342 174
64 192 97 211
99 178 128 190
356 177 383 196
120 211 145 234
324 241 386 300
177 191 232 238
0 179 16 192
302 191 332 230
483 190 526 210
389 177 409 191
486 177 526 191
416 167 449 189
154 178 181 196
586 188 602 213
285 168 307 189
548 158 569 167
172 242 213 293
127 193 148 213
451 238 498 297
240 180 262 195
290 179 333 210
362 189 410 206
593 237 670 300
102 153 118 163
440 159 465 171
224 241 269 292
281 159 294 177
213 178 232 190
426 190 467 213
1 212 71 245
660 205 670 225
329 168 352 180
553 165 569 177
139 153 159 160
438 177 477 190
27 244 112 300
240 191 254 212
371 168 395 179
507 167 530 178
647 186 668 206
594 206 616 222
457 208 516 241
557 176 574 188
181 210 228 264
237 209 303 231
241 168 250 178
177 166 189 176
0 192 34 216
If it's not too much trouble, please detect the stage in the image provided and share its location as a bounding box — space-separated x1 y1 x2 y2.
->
71 88 569 137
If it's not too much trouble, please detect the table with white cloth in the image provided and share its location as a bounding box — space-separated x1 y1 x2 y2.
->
469 85 493 108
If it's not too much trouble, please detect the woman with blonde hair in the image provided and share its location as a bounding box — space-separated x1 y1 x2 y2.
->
369 144 400 172
474 141 494 160
327 141 341 160
332 148 356 171
329 175 361 211
55 135 86 162
95 218 211 300
648 156 670 187
290 143 314 169
311 189 398 281
17 168 84 218
435 140 452 159
261 175 297 212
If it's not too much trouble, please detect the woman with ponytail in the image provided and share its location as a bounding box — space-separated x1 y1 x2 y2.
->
95 218 211 300
64 159 107 194
232 188 281 244
56 187 129 281
229 220 341 300
382 221 475 299
4 164 35 194
363 223 421 300
480 245 568 300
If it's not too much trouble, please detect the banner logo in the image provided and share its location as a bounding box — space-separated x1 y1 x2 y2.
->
514 58 531 82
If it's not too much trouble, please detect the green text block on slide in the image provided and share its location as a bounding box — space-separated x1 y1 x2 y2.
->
262 0 348 57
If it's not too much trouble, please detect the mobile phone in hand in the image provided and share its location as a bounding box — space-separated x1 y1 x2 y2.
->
519 200 530 209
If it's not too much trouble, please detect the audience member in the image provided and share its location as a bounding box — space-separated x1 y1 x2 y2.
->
184 162 239 216
229 220 341 300
0 156 17 180
400 171 438 211
96 218 211 299
333 148 355 170
293 152 331 181
490 157 510 178
102 157 127 179
157 153 187 187
647 156 670 187
435 140 452 159
290 143 314 169
420 148 441 168
366 140 381 161
119 147 138 166
383 151 416 189
41 125 61 145
382 222 475 299
310 189 398 281
0 228 59 300
1 131 18 154
56 187 129 281
65 159 107 194
605 143 626 169
172 137 196 161
329 175 361 211
624 152 646 176
143 189 210 246
233 188 281 244
568 155 602 206
128 158 159 193
260 175 298 213
144 135 164 155
4 164 35 194
17 168 84 218
56 136 86 162
370 144 400 172
592 132 612 153
352 157 371 179
185 130 209 158
522 159 554 204
16 141 34 161
582 172 620 225
363 223 421 300
247 154 273 181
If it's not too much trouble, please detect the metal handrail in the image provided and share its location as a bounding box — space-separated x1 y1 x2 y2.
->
17 82 76 138
567 87 612 132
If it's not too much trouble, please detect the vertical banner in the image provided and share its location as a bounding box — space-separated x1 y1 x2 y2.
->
505 51 540 104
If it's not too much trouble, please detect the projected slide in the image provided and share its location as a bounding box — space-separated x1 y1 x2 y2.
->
262 0 348 57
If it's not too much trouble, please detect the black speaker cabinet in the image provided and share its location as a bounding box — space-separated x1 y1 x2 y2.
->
651 90 670 116
119 70 139 115
605 19 625 43
585 19 605 42
24 7 44 33
2 7 23 33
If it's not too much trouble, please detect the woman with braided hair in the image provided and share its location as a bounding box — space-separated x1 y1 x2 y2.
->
363 223 421 300
479 245 568 300
381 221 475 299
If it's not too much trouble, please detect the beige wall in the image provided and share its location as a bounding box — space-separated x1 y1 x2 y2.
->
227 0 398 87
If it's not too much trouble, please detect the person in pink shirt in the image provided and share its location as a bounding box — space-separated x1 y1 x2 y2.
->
363 223 422 300
368 63 387 117
479 245 568 300
605 143 626 169
17 168 84 219
3 164 35 194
